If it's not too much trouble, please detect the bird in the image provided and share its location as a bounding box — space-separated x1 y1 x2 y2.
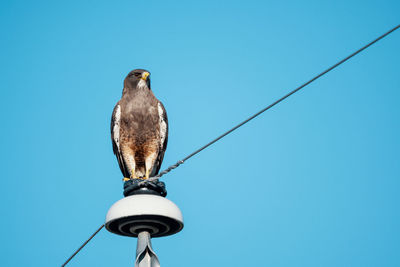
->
111 69 168 181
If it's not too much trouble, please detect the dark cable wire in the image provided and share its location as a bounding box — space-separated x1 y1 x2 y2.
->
61 224 105 267
149 23 400 182
63 24 400 265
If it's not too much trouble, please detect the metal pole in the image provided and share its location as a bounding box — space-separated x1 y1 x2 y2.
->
135 231 160 267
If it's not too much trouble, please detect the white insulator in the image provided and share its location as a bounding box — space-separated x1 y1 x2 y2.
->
105 194 184 237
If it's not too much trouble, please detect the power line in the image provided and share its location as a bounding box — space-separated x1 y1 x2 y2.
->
62 24 400 265
61 224 104 266
147 23 400 183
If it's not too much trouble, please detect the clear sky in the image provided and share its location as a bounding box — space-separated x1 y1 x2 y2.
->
1 0 399 266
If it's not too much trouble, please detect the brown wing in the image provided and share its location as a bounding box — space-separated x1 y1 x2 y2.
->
151 101 168 176
111 102 130 178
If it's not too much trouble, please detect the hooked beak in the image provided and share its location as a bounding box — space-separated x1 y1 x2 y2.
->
141 72 150 80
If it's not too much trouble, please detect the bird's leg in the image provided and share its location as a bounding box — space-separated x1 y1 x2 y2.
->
130 166 139 180
144 169 150 180
144 152 157 180
122 163 138 181
121 150 137 181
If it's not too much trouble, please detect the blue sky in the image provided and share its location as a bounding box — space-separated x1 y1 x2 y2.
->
1 0 399 266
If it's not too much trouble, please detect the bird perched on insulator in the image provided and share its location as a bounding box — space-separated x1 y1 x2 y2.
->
111 69 168 181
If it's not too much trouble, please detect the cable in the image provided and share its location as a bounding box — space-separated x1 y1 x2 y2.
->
62 24 400 265
147 23 400 183
61 224 105 267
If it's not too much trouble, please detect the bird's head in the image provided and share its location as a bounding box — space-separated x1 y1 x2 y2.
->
124 69 151 90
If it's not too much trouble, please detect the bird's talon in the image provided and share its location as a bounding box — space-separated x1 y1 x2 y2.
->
123 177 130 181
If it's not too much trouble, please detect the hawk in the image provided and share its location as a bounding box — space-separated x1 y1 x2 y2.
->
111 69 168 181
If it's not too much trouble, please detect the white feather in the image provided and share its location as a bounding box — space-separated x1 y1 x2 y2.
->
158 102 167 145
137 79 148 90
113 104 121 151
